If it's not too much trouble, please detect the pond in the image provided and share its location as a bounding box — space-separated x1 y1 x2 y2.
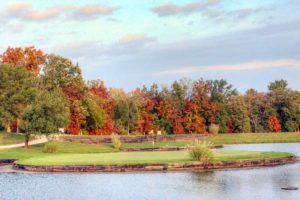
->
0 143 299 200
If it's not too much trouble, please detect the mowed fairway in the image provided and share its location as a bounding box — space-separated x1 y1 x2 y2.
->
0 133 297 167
13 149 292 166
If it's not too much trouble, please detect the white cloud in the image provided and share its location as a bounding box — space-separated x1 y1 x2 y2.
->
118 33 156 45
152 0 220 17
0 2 119 22
156 59 300 75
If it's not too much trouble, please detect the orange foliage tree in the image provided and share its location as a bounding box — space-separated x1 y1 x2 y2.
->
87 80 115 135
268 115 281 132
183 80 219 134
62 84 86 135
1 46 46 76
138 93 155 134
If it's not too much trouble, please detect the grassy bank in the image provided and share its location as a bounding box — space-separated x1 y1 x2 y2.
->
0 142 117 160
120 133 300 149
207 132 300 145
0 132 25 145
16 150 292 166
0 141 292 166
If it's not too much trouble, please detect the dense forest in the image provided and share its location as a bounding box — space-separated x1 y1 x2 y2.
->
0 47 300 138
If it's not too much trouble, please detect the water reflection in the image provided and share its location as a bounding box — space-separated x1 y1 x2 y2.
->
0 143 299 200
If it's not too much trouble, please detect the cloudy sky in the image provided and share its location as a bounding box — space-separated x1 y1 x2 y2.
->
0 0 299 92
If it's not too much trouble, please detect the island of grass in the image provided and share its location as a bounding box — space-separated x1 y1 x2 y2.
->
0 141 296 172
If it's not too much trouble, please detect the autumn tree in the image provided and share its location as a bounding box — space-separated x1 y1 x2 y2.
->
43 54 86 134
183 80 218 134
208 79 238 133
268 88 300 132
225 96 251 133
267 115 281 132
0 46 46 76
82 94 105 132
138 90 155 134
87 80 115 135
244 89 268 133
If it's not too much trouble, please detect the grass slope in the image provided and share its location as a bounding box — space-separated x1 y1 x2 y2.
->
0 142 117 160
16 150 291 166
0 141 291 166
207 133 300 145
122 133 300 149
0 132 25 145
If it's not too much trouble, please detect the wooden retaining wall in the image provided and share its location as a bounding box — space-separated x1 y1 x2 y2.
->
121 145 223 152
14 156 297 173
0 159 15 166
61 134 210 144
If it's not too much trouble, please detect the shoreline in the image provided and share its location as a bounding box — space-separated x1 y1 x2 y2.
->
8 156 297 173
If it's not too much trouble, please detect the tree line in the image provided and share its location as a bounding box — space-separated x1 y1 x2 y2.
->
0 47 299 144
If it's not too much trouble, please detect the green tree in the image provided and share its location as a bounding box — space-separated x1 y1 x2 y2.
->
0 64 36 133
42 54 85 90
171 80 188 110
83 93 106 131
208 79 238 133
245 89 269 133
226 96 251 133
268 89 300 132
20 89 69 148
268 79 288 91
113 93 140 135
42 54 87 134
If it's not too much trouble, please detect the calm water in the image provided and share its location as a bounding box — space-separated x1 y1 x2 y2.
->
0 143 299 200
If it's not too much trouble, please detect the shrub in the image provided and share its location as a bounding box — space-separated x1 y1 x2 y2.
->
189 140 215 163
111 134 122 150
209 124 219 135
43 142 58 153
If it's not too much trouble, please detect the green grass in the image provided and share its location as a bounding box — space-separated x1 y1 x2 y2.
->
120 132 300 149
16 150 292 166
0 142 118 160
207 132 300 145
0 132 25 145
0 133 297 166
62 132 300 149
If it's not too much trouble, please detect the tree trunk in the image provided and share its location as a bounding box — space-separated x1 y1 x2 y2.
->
6 122 11 133
16 118 20 133
24 137 29 149
127 100 130 135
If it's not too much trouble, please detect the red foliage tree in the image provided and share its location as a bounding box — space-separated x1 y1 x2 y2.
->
138 94 155 134
226 120 234 133
183 80 219 134
68 107 85 135
268 115 281 132
184 100 207 134
62 83 85 135
87 80 115 135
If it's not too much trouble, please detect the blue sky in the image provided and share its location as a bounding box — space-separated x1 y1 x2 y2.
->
0 0 299 92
